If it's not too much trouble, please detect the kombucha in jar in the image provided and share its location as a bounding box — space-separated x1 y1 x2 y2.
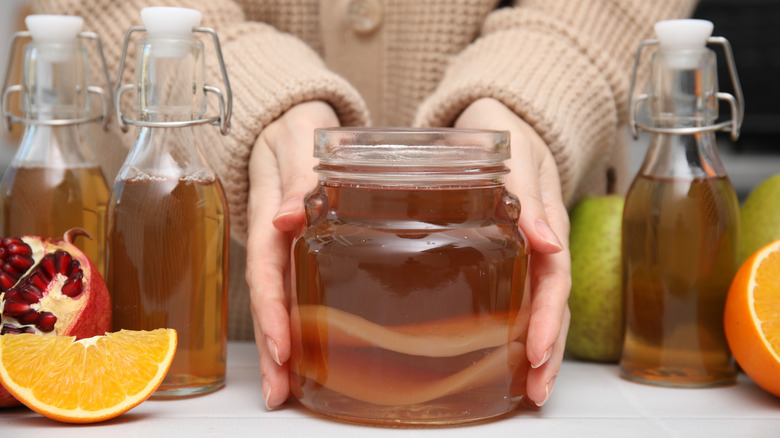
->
290 128 531 426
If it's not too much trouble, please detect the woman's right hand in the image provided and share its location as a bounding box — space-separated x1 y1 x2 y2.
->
245 101 340 409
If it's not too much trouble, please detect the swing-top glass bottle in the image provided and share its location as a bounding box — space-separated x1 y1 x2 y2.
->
0 15 112 276
108 7 232 397
620 19 744 387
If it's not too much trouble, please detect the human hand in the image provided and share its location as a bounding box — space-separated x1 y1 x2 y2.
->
245 101 340 409
454 98 571 407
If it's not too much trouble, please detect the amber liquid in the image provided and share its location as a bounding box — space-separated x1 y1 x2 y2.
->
106 173 229 396
1 164 108 276
292 185 531 425
620 174 739 386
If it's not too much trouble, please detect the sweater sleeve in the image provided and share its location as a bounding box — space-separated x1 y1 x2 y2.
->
28 0 370 243
414 0 697 205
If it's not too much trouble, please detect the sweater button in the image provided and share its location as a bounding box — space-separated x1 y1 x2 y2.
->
347 0 382 34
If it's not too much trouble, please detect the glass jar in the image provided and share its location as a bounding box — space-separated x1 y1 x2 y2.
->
290 128 531 425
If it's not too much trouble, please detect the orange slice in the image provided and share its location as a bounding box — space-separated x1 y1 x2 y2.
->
724 238 780 397
0 329 176 423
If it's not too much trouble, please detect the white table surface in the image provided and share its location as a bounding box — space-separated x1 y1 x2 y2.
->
3 341 780 437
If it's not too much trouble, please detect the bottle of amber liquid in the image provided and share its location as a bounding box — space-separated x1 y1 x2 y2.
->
620 19 744 387
0 15 111 275
107 7 232 397
291 128 531 425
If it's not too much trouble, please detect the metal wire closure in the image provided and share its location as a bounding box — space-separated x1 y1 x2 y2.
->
114 26 232 136
628 36 744 142
1 31 113 132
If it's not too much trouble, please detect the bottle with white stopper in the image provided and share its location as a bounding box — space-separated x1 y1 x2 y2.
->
107 7 232 396
0 15 112 276
620 19 744 387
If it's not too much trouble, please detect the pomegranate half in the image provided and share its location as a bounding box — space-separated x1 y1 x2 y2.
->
0 228 111 407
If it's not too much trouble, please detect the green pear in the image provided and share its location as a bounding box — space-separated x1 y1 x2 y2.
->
740 173 780 265
565 194 624 362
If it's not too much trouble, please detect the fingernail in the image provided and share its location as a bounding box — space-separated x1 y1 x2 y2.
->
262 375 273 410
266 335 282 367
531 347 552 369
272 208 295 224
535 218 563 250
273 196 304 222
535 376 556 407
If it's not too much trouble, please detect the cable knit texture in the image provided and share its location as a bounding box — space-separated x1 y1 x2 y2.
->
28 0 696 339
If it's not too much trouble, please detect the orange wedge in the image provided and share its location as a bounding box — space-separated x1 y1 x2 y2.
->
0 329 176 423
724 239 780 397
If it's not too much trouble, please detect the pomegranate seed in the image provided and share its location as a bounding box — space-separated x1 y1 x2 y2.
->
1 324 35 335
9 254 34 271
18 284 43 303
17 310 39 325
3 289 21 301
0 272 16 290
7 242 31 256
30 271 47 291
41 254 56 277
61 275 83 297
4 237 23 246
3 300 31 317
0 238 33 291
2 263 20 276
55 251 72 275
68 259 81 275
36 312 56 332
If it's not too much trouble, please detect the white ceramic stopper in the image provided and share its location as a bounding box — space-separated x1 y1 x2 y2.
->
141 7 201 36
654 19 713 69
655 19 713 50
24 15 83 62
25 14 83 43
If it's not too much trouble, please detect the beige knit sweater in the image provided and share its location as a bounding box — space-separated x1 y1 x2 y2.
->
30 0 697 339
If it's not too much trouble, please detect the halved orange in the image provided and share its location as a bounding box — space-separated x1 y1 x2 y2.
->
0 328 176 423
724 238 780 397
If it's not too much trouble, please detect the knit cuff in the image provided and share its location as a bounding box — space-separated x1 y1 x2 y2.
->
414 11 619 205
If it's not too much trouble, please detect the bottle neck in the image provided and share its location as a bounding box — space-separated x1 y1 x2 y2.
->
136 34 206 122
121 35 211 177
22 42 88 120
638 46 729 180
648 47 718 129
641 130 729 179
15 123 94 166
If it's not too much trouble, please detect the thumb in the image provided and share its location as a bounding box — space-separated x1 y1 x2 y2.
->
272 175 316 232
267 101 340 232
